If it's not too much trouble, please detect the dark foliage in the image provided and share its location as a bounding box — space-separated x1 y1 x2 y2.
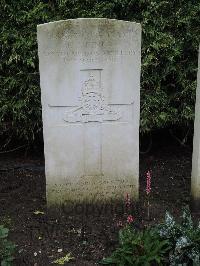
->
1 0 200 146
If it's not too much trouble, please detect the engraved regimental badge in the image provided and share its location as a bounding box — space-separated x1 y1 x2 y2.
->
64 74 121 123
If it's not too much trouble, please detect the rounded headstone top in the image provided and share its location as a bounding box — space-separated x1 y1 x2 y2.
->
37 18 141 29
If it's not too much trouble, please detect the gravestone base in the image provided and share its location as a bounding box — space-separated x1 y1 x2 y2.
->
191 197 200 213
46 197 139 219
47 176 139 206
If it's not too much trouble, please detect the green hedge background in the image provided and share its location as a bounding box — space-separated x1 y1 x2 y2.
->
1 0 200 146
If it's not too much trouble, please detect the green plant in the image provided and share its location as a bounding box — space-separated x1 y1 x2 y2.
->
101 225 169 265
158 207 200 266
0 225 15 266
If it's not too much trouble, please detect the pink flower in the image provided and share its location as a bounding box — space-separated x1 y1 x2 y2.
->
117 220 123 227
125 193 131 209
146 170 152 195
127 215 134 224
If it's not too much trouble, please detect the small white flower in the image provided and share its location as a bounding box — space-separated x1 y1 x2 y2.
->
58 248 63 253
198 222 200 230
165 212 175 228
18 249 24 254
34 252 37 257
176 236 191 250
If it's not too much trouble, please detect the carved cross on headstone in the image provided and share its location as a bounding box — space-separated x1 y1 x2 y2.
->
49 69 125 176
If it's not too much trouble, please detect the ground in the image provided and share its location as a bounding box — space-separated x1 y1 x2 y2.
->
0 136 199 265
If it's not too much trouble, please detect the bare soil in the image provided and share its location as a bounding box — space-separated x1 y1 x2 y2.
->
0 139 199 265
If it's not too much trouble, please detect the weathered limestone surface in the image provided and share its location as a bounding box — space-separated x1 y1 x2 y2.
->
191 47 200 210
37 18 141 205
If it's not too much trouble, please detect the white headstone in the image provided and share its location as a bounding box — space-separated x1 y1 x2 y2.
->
37 18 141 205
191 47 200 210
